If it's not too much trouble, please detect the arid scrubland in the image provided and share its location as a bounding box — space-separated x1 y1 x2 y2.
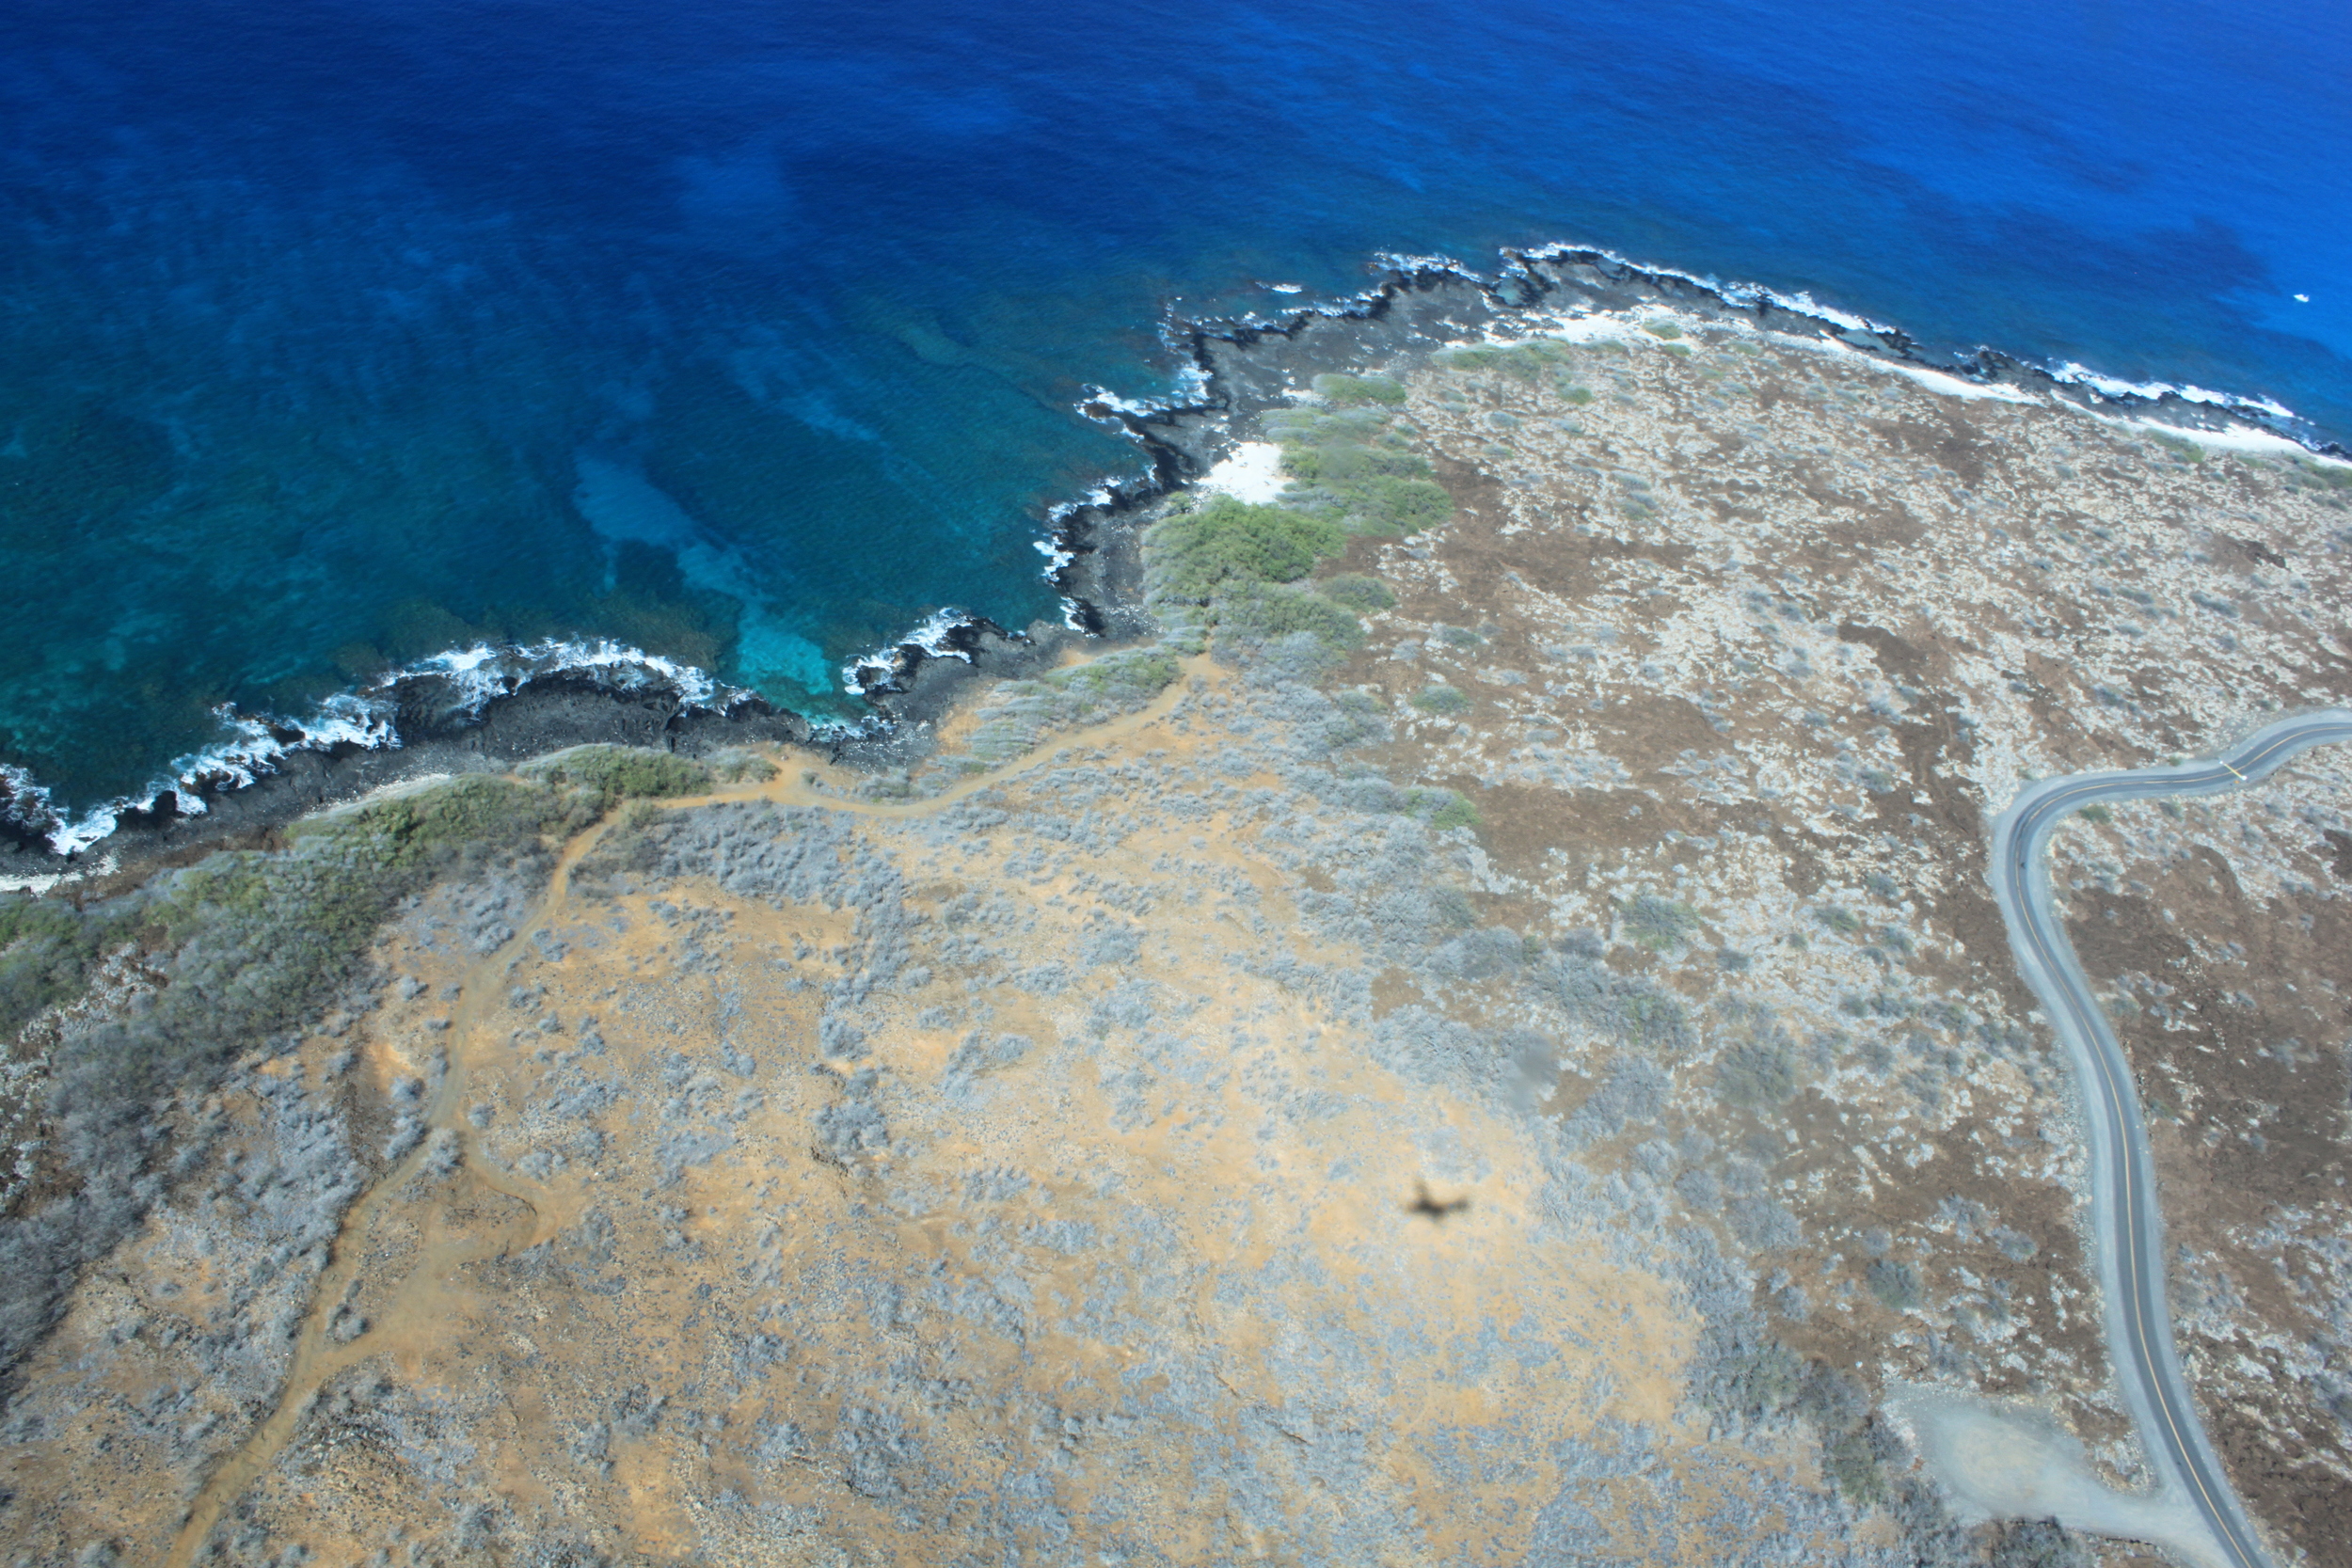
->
3 288 2350 1568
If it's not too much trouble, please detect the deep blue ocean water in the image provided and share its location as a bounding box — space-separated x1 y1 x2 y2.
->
3 0 2346 829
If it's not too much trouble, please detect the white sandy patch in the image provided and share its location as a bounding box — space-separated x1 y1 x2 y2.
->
302 772 456 824
0 853 116 896
1879 357 2042 404
1200 441 1288 503
1801 336 2041 404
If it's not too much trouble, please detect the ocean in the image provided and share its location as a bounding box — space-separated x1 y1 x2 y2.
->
2 0 2345 842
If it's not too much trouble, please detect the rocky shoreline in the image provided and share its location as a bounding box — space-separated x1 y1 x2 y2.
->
8 231 2352 1566
6 244 2338 894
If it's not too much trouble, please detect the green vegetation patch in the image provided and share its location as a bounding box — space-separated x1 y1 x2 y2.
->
1408 686 1470 716
1865 1258 1922 1312
1311 372 1407 405
519 744 712 814
1343 473 1453 535
1715 1031 1800 1109
1822 1429 1889 1507
1150 495 1347 599
1708 1340 1804 1419
0 898 146 1047
1317 574 1396 612
0 762 637 1379
1433 339 1577 382
960 644 1186 768
1145 495 1375 659
1263 404 1453 539
706 747 781 784
1403 787 1478 832
2289 458 2352 494
1216 584 1366 653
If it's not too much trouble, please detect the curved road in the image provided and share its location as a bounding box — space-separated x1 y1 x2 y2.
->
1989 709 2352 1568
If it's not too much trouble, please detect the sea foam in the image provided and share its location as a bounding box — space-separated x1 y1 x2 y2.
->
6 638 742 859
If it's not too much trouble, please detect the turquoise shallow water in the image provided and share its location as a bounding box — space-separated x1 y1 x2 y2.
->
1 0 2346 831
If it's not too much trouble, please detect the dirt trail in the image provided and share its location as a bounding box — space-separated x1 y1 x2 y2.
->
163 816 618 1567
165 652 1221 1560
718 651 1223 822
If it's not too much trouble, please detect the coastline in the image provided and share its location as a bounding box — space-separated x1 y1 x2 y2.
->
4 240 2344 893
8 229 2352 1564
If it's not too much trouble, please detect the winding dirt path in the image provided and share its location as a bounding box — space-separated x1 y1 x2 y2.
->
166 653 1219 1561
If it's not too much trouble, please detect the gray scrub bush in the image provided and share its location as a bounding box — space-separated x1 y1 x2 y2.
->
1713 1007 1800 1109
1408 686 1470 716
1623 895 1703 952
0 755 702 1383
0 895 144 1045
1867 1258 1923 1311
1317 574 1396 612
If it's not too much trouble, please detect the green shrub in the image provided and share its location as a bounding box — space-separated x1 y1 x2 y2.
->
1056 647 1182 703
1263 405 1394 447
1428 796 1477 832
1283 443 1433 485
285 773 568 868
519 744 713 816
1711 1341 1804 1418
1311 372 1408 405
1344 474 1453 535
707 747 781 784
1625 895 1703 952
1409 686 1470 716
1433 341 1573 382
1402 787 1478 831
1216 584 1365 652
0 765 599 1383
1318 574 1397 612
1716 1033 1799 1108
2075 803 2111 825
0 899 146 1045
957 643 1188 766
1823 1429 1888 1506
1813 904 1863 936
1559 385 1595 405
1150 496 1347 599
1866 1259 1921 1311
1643 321 1684 340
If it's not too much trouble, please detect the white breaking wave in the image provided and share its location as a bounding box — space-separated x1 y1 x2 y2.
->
403 637 727 715
841 609 981 697
7 637 746 859
1517 239 2311 429
2048 360 2297 420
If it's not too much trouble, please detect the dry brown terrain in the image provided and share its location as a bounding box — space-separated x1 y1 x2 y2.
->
4 290 2350 1567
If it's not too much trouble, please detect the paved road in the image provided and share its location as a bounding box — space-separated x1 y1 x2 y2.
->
1989 710 2352 1568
